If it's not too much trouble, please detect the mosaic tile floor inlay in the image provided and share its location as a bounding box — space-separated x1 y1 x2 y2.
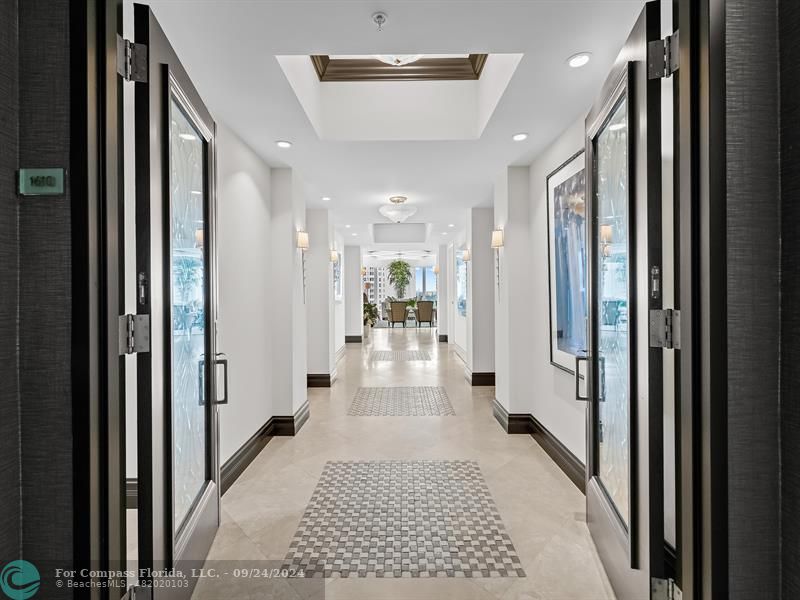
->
283 460 526 579
369 350 432 362
348 387 455 416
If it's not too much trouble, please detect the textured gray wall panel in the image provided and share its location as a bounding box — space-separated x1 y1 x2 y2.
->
18 0 73 589
780 0 800 596
725 0 780 598
0 0 20 565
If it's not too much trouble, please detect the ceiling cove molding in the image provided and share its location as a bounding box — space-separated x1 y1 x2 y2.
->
310 54 489 82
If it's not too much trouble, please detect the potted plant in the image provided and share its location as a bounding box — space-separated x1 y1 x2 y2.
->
363 302 378 338
387 260 412 298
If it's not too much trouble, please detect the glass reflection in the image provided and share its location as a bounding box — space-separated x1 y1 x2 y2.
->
169 97 207 533
596 98 630 526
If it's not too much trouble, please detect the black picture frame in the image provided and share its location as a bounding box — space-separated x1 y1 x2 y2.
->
546 149 588 375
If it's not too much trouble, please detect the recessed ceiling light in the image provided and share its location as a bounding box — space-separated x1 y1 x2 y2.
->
448 224 455 228
567 52 592 68
512 133 528 142
441 232 448 235
322 196 331 201
345 224 351 229
179 133 198 141
352 233 358 237
275 140 292 148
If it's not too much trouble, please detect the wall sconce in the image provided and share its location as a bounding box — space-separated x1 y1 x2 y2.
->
491 229 504 291
330 250 339 263
433 265 440 275
491 229 504 249
296 230 310 250
297 230 309 303
599 224 613 257
462 249 471 262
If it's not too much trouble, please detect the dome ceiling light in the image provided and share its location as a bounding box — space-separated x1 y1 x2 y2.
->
378 195 417 223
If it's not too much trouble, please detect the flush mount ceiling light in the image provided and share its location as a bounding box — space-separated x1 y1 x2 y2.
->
375 54 424 67
378 195 417 223
322 196 331 201
275 140 292 148
567 52 592 68
448 223 455 228
512 132 528 142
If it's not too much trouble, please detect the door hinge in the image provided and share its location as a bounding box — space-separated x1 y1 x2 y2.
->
649 309 681 350
652 577 683 600
118 314 151 355
648 30 679 79
116 35 148 82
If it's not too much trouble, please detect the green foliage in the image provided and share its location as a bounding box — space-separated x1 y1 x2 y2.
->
406 298 417 308
387 260 412 298
363 302 379 327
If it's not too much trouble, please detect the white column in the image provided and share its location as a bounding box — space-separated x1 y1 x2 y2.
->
466 207 495 381
306 209 336 381
493 166 533 412
270 168 307 416
344 245 363 341
437 244 449 341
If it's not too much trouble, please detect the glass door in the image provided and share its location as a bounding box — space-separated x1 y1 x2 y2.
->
583 2 667 598
134 5 223 597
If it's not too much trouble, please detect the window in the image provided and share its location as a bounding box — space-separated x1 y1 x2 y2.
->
415 266 438 302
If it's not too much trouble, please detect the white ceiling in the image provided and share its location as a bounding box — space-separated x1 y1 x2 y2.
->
141 0 645 249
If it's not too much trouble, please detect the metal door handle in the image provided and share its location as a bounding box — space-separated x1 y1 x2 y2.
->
575 354 588 401
213 353 228 405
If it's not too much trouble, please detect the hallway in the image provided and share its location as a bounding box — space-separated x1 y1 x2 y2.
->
196 328 614 600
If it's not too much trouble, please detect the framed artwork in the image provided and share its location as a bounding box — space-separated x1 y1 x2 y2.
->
546 150 587 374
455 250 468 317
333 251 343 301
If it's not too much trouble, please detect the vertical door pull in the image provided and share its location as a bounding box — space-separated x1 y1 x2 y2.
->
575 354 589 401
213 353 229 405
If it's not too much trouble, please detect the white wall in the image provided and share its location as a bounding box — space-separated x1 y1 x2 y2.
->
333 233 346 354
306 209 335 376
527 116 587 462
270 168 308 415
494 166 534 414
466 207 495 375
344 245 363 338
216 124 274 463
437 244 449 338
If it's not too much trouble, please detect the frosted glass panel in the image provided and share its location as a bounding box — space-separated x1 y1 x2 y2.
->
596 98 630 526
169 97 207 533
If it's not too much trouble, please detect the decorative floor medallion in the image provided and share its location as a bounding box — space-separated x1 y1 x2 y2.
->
369 350 432 362
283 461 526 578
348 386 455 416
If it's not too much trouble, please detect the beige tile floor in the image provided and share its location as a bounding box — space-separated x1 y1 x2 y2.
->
196 327 615 600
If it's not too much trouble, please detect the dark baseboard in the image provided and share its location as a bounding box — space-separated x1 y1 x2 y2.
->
345 335 362 343
466 370 495 386
307 373 334 387
221 419 275 494
438 334 448 343
491 398 530 434
491 398 585 493
126 478 138 509
273 400 310 436
128 405 311 501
